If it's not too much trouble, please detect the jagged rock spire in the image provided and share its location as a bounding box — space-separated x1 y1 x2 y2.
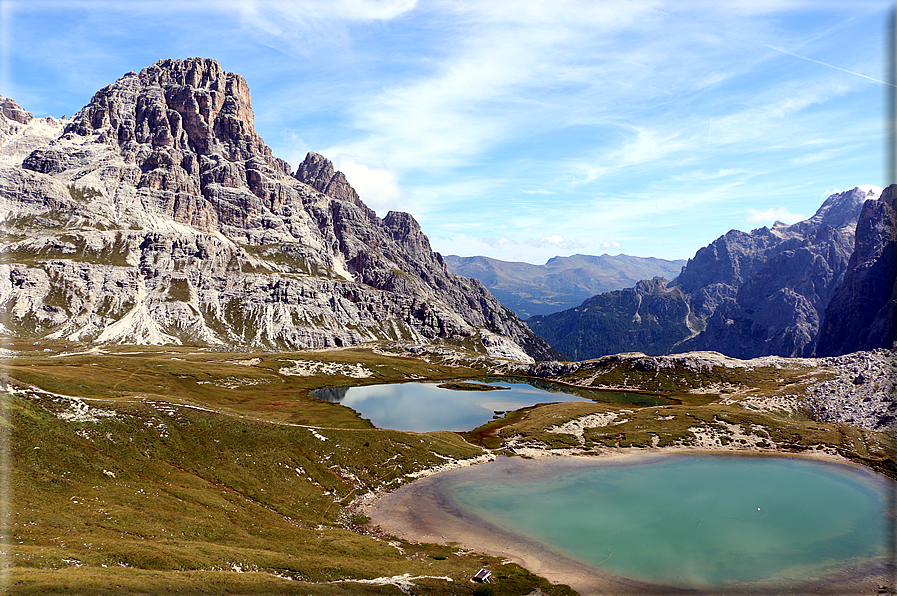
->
294 152 375 217
64 57 282 166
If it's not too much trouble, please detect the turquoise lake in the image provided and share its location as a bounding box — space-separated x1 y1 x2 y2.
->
312 380 659 432
449 455 893 589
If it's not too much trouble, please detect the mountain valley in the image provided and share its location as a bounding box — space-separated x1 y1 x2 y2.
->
1 58 895 596
444 254 686 318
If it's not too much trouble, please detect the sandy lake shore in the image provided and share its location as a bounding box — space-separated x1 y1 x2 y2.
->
360 447 894 596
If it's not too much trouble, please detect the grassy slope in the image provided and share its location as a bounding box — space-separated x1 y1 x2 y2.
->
1 338 574 595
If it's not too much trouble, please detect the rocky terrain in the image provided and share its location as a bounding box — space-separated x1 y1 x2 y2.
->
444 253 686 318
801 349 897 431
0 58 554 361
528 187 884 360
504 347 895 432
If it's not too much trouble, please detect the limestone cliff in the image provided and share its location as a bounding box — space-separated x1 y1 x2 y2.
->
0 58 553 362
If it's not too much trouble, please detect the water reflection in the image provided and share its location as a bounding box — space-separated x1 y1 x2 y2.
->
311 380 621 432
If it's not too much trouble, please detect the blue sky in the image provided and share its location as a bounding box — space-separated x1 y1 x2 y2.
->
0 0 891 263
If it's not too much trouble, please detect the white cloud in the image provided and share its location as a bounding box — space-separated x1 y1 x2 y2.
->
322 0 674 171
521 189 555 195
285 132 309 171
671 168 742 182
601 240 621 250
580 127 693 183
746 207 806 224
330 155 408 215
790 145 855 166
525 234 586 250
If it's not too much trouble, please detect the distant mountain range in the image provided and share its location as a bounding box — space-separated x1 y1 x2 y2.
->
527 187 897 360
444 254 686 318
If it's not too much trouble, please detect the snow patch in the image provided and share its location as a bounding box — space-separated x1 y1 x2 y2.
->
331 255 354 281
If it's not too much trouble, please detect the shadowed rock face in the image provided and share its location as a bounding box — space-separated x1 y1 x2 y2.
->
1 58 553 362
817 185 897 356
529 188 875 360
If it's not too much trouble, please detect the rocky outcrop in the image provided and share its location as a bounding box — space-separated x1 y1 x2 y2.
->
816 186 897 355
0 96 34 149
0 58 553 362
1 97 32 125
294 152 374 217
518 348 896 432
528 188 874 360
803 349 897 430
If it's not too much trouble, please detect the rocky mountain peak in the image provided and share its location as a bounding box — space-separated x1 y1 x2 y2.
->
530 187 877 360
59 57 285 171
294 151 372 216
790 186 875 235
1 96 33 125
0 96 34 150
1 59 554 361
817 184 897 355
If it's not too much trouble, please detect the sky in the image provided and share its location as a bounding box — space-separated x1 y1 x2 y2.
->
0 0 892 263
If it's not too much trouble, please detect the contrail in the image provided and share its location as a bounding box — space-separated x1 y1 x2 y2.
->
650 4 896 88
764 43 896 87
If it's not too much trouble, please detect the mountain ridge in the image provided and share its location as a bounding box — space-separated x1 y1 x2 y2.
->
528 186 879 360
0 57 555 362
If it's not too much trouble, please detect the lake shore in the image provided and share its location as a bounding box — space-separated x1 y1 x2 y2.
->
360 447 894 596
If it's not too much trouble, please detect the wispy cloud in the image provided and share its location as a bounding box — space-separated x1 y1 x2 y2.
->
478 236 518 249
525 234 586 250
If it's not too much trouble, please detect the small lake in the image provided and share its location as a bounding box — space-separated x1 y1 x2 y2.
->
311 379 659 432
448 455 893 590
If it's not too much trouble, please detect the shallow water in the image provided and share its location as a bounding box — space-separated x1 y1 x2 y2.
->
312 380 599 431
449 455 892 589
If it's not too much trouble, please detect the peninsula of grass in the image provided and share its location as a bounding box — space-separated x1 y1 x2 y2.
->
436 382 510 391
